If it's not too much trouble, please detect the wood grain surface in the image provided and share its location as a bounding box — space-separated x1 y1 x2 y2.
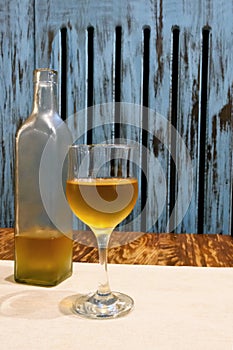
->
1 228 233 267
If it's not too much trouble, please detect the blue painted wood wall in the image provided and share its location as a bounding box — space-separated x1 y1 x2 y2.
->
0 0 232 234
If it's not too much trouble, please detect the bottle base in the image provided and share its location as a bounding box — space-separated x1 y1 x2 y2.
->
14 270 72 287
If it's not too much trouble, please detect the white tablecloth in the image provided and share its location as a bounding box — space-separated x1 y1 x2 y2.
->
0 260 233 350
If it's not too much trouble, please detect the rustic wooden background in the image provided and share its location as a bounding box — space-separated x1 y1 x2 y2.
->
0 0 232 234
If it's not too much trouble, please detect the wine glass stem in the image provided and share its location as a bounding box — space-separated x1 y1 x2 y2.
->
94 232 111 296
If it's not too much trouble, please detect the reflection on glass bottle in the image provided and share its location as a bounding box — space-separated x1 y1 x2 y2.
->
15 68 73 286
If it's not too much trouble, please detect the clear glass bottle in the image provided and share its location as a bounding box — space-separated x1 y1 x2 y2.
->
15 68 73 286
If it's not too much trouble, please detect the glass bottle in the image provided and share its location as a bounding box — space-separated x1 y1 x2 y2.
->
14 68 73 286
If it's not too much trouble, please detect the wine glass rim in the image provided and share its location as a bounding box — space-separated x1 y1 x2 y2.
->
69 143 138 149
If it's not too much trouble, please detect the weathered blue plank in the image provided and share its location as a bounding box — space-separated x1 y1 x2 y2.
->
0 0 34 227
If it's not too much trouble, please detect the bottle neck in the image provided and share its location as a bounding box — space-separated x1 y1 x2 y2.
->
32 82 58 114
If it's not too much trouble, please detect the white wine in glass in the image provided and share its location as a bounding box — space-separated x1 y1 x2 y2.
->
66 144 138 319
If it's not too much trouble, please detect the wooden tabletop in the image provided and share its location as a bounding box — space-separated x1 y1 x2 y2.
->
1 228 233 267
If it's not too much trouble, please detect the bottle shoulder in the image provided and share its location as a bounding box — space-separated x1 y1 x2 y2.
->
16 112 72 142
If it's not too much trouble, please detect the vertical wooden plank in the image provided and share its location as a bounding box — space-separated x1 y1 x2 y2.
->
66 24 87 142
49 24 88 140
0 0 34 227
90 2 115 144
170 0 203 233
116 1 144 231
146 0 174 233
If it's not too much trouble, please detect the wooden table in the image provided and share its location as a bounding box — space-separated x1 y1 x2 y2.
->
1 228 233 267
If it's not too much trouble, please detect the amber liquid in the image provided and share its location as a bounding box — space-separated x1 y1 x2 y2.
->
66 177 138 230
14 229 73 286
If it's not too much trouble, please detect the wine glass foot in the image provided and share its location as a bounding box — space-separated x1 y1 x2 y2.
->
72 291 134 319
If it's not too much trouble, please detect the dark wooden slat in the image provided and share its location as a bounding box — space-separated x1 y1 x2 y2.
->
1 228 233 267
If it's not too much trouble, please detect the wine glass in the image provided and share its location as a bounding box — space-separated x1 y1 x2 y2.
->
66 144 138 319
